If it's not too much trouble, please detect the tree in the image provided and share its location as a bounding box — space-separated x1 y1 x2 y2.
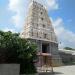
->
17 39 37 74
64 47 75 50
0 31 37 74
0 31 20 63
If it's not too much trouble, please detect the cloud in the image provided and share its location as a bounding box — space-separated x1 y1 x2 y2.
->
8 0 29 28
8 0 59 29
33 0 59 10
8 0 75 48
2 27 16 33
46 0 59 10
52 18 75 48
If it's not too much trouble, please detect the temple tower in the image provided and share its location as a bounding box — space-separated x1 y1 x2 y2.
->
20 1 62 67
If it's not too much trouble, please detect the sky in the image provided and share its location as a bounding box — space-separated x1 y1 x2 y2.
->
0 0 75 49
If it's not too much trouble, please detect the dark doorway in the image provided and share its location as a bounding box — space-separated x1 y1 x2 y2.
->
42 43 49 53
42 43 50 66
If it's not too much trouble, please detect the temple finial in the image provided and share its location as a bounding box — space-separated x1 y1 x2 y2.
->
29 0 35 2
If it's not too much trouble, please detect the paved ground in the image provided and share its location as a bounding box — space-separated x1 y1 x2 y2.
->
39 65 75 75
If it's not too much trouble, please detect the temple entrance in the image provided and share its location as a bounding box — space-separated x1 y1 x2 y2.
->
36 43 53 72
42 43 49 53
42 43 50 65
37 53 53 72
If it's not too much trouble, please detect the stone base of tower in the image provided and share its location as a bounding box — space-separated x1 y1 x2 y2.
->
51 57 63 67
29 39 63 67
36 53 63 67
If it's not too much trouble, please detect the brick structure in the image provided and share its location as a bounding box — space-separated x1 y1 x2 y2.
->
20 1 62 67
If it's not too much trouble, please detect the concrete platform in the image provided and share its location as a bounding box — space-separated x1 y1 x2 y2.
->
39 65 75 75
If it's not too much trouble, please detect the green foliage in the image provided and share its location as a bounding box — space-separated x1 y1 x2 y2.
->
0 31 37 74
20 59 37 74
0 31 20 63
17 39 37 60
64 47 75 50
17 39 37 74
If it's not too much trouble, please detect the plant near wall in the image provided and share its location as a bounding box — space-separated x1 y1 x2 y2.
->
0 31 37 74
0 31 20 63
17 39 37 74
